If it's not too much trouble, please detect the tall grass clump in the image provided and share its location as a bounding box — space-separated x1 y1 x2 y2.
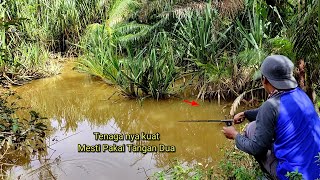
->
0 0 111 85
78 0 180 99
118 32 179 99
0 1 9 72
78 24 119 83
176 3 230 65
183 0 295 101
175 2 239 100
77 0 149 81
79 24 179 99
6 0 109 52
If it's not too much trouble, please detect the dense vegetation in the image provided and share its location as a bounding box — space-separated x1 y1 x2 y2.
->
0 0 319 101
153 145 263 179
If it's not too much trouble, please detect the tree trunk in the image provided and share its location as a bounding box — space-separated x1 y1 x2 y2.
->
295 59 315 103
296 59 306 90
305 61 316 103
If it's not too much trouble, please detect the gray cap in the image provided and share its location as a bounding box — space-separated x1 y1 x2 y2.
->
260 55 298 90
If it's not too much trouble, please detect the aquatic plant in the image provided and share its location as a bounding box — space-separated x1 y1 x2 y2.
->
0 91 48 150
174 2 241 100
0 90 49 179
77 24 118 83
118 32 179 99
77 0 151 82
78 0 179 99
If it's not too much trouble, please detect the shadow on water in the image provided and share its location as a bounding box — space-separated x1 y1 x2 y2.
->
9 61 232 179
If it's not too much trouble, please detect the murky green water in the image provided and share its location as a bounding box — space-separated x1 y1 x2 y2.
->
10 61 232 179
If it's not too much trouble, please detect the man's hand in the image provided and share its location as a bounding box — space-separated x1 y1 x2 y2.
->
234 112 245 124
222 126 239 140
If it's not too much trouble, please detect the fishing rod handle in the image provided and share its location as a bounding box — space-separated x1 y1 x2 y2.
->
225 121 233 126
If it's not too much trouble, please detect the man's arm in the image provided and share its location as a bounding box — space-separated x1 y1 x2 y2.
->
235 100 279 156
244 108 259 122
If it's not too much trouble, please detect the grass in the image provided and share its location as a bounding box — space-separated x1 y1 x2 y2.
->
215 145 262 179
1 0 110 85
77 23 118 83
6 0 109 52
153 161 214 180
77 0 179 99
78 27 179 99
152 144 262 180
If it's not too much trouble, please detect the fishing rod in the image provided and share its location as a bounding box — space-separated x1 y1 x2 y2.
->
178 119 233 126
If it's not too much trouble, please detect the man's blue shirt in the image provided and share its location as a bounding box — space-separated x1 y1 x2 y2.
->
236 88 320 179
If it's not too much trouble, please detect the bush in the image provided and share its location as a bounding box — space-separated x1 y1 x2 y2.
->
0 90 47 151
215 145 262 180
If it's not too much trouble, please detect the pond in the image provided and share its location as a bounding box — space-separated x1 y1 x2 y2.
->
10 61 232 179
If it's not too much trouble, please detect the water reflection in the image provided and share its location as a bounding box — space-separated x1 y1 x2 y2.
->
11 62 231 179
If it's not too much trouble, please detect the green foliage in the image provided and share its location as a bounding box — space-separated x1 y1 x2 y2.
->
268 37 295 60
5 0 109 52
292 0 320 94
293 0 320 62
152 160 213 180
79 23 179 99
1 0 72 84
77 0 151 84
80 30 179 99
78 0 178 99
235 0 271 66
78 24 118 83
285 169 303 180
216 146 262 180
174 2 243 100
14 42 49 68
0 91 47 151
0 2 19 69
107 0 140 28
176 3 230 65
236 0 269 50
103 0 150 45
153 145 263 180
118 32 179 99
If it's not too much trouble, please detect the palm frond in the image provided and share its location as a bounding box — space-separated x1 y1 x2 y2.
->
107 0 139 28
117 30 148 44
230 87 263 116
113 22 150 34
293 0 320 61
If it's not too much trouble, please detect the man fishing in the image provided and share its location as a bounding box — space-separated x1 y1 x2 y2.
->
222 55 320 179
